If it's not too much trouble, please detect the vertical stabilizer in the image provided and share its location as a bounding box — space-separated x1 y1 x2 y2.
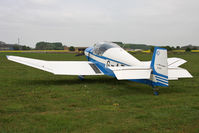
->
151 47 168 87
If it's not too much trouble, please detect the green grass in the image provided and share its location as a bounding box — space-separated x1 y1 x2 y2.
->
0 52 199 133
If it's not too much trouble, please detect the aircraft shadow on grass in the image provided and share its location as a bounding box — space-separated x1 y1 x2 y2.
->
15 77 184 95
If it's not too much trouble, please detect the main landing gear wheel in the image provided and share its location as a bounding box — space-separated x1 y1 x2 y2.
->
153 87 159 96
78 75 85 81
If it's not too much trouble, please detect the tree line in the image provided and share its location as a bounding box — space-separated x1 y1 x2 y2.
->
35 42 77 51
35 42 64 50
11 41 199 51
150 45 198 52
12 45 31 50
11 42 64 50
12 42 76 51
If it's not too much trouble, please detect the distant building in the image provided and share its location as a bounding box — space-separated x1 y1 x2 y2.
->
181 45 199 50
0 41 14 50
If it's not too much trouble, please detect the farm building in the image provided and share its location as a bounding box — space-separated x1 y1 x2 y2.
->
0 41 14 50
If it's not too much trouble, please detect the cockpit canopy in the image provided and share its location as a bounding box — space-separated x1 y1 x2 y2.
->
92 42 121 56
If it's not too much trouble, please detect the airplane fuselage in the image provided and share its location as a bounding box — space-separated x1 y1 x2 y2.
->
84 42 168 87
84 42 149 83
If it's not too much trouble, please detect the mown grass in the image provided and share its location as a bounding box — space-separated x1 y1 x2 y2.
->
0 52 199 133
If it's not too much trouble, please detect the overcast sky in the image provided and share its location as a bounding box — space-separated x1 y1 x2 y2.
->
0 0 199 47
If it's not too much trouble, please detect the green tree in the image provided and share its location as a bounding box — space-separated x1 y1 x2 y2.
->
171 46 175 50
69 46 75 51
186 47 191 52
35 42 63 50
162 46 172 51
150 46 154 52
22 45 31 50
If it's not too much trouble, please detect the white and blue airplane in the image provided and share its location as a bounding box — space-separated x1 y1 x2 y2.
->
7 42 193 95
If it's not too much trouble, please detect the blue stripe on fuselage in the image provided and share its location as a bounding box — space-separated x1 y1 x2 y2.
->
85 47 115 76
88 56 115 77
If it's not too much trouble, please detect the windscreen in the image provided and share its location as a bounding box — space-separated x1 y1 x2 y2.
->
93 42 120 56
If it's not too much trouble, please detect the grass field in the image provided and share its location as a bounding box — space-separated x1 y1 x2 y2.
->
0 52 199 133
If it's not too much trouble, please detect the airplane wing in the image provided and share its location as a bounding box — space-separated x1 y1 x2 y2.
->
7 56 103 75
108 66 152 80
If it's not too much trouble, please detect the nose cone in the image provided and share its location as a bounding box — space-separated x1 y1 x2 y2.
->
102 48 143 66
84 47 93 57
85 47 93 53
84 47 93 52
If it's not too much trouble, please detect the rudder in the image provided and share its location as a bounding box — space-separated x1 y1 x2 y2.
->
150 47 168 87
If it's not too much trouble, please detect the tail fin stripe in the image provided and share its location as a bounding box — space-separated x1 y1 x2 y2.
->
156 82 168 86
155 76 168 82
156 79 168 84
153 72 168 78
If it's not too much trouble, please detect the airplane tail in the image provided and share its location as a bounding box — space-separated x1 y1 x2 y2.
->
150 47 169 87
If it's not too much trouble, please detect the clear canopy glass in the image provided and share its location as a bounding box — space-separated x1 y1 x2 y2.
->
92 42 120 56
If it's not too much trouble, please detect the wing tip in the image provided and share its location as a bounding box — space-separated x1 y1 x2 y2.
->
6 55 10 60
6 55 18 60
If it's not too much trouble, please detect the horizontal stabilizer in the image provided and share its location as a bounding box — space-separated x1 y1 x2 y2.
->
168 58 187 68
142 58 187 68
168 67 193 80
109 67 151 80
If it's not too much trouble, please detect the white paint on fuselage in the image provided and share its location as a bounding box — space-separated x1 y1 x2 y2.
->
102 48 143 67
85 47 144 68
85 51 125 67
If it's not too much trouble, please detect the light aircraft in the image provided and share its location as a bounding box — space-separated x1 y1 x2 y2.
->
7 42 193 95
